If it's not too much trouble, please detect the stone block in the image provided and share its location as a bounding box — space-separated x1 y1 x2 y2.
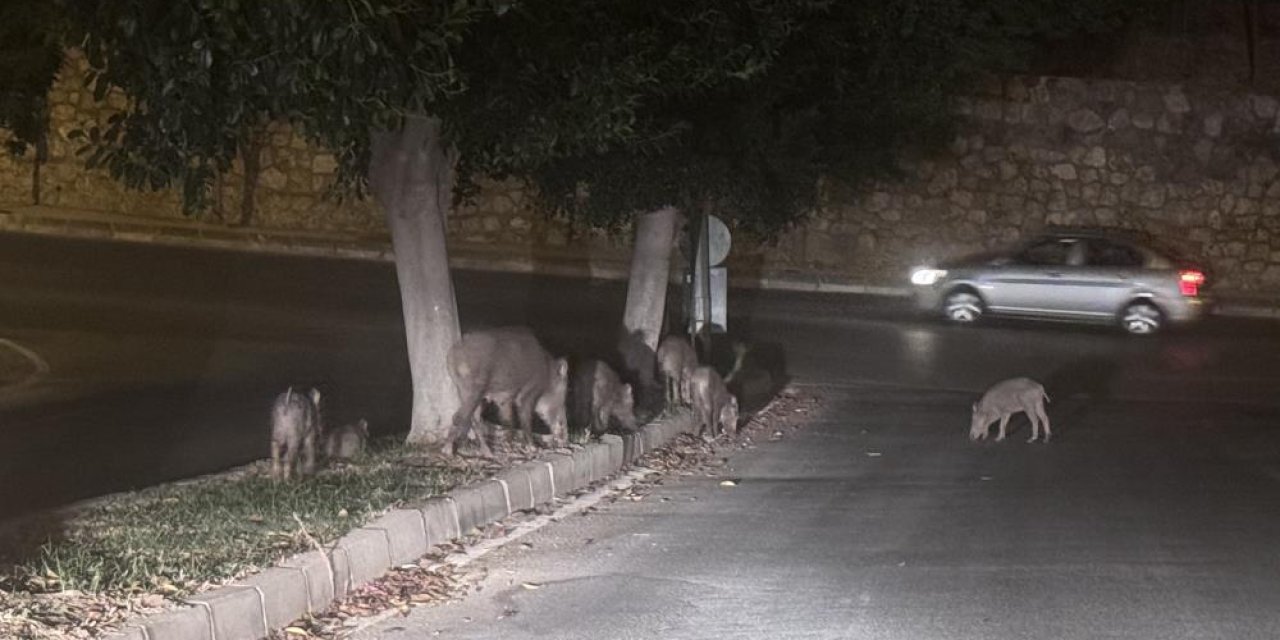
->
494 466 536 512
591 442 614 479
571 447 595 488
475 477 513 523
278 550 335 616
241 567 311 632
99 627 148 640
366 509 429 566
547 452 576 495
334 527 393 589
516 460 556 505
138 607 213 640
640 423 665 451
600 434 625 471
447 484 486 534
418 497 462 547
187 585 267 640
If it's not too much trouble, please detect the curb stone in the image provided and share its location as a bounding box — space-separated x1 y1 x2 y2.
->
365 510 430 566
101 409 695 640
186 586 268 640
240 568 312 632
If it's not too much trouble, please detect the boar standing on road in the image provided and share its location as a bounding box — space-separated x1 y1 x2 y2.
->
270 387 322 481
325 418 369 461
656 334 698 406
970 377 1051 443
688 365 739 438
447 327 569 457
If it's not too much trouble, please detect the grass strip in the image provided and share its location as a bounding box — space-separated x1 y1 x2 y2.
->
6 441 476 596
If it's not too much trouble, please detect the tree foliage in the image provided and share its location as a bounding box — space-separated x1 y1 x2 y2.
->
529 0 1152 239
27 0 829 218
60 0 482 212
0 0 64 156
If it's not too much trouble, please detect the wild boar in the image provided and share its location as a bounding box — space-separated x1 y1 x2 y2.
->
656 334 698 406
971 377 1051 443
688 365 739 438
587 360 636 434
447 327 569 456
270 387 322 481
325 418 369 461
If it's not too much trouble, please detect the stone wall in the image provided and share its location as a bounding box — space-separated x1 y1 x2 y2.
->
3 56 1280 293
736 75 1280 292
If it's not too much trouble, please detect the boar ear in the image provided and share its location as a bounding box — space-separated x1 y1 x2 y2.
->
556 359 569 377
357 418 368 434
971 401 978 412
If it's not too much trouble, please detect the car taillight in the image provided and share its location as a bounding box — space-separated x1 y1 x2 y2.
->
1179 270 1205 297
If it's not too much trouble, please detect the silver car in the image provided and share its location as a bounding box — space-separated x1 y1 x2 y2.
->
910 229 1209 335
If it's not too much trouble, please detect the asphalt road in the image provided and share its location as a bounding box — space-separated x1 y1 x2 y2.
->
361 387 1280 640
5 232 1280 637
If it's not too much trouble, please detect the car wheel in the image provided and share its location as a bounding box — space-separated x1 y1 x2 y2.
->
1119 301 1163 335
943 290 984 324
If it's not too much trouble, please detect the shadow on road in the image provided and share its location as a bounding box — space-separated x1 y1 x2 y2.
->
1044 356 1121 428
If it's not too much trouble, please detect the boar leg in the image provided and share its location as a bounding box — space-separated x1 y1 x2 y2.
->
271 440 284 481
1034 402 1051 443
516 390 538 447
995 415 1011 442
302 432 318 475
446 382 487 457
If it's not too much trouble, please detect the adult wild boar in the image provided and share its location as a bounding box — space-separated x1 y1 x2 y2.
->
656 334 698 406
970 377 1051 443
447 327 569 456
688 365 739 438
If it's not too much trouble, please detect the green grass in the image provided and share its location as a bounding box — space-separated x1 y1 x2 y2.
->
7 441 475 596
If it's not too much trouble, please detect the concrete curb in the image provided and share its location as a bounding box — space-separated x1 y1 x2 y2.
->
102 410 695 640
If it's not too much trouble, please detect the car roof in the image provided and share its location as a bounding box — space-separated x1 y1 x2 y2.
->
1034 226 1199 263
1038 226 1147 242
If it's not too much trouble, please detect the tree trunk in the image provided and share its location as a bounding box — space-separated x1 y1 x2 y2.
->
369 115 461 448
237 126 265 227
619 206 679 406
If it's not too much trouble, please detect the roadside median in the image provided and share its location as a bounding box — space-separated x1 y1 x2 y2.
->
59 411 694 640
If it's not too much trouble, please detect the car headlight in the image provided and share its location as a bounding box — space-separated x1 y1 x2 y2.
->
910 268 948 286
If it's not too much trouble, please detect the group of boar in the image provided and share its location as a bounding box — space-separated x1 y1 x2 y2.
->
269 386 369 480
443 326 740 457
270 325 746 479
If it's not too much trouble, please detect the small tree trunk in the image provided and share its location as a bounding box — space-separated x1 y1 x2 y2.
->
31 109 47 205
620 206 679 407
237 126 265 227
1242 1 1259 84
369 115 461 448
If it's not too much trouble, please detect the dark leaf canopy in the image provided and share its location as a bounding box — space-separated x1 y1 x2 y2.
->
0 0 64 156
530 0 1150 239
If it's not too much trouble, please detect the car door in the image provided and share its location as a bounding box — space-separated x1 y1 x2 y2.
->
1075 238 1145 316
980 237 1090 316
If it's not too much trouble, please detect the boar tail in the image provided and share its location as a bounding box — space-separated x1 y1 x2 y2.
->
1042 389 1051 403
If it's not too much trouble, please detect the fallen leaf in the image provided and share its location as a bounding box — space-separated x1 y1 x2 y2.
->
520 582 542 590
719 479 738 487
283 627 310 637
